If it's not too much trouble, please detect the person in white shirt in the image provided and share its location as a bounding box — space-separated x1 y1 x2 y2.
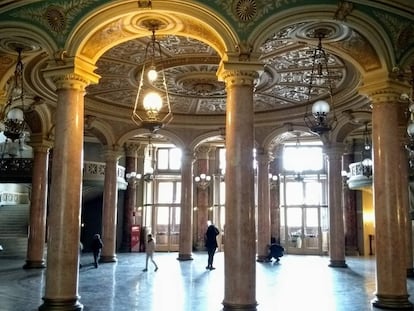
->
143 234 158 272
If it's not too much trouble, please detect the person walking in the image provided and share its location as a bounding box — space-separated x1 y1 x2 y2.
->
143 234 158 272
91 233 103 268
205 221 220 270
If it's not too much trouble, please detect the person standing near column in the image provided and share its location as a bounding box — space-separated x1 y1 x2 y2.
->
205 221 220 270
143 234 158 272
91 234 103 268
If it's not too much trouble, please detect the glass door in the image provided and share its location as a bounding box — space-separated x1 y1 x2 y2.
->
154 205 180 252
281 175 327 255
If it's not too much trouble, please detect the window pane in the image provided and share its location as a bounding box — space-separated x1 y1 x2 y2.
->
304 182 322 205
285 182 303 205
305 208 319 227
283 146 323 171
286 207 302 227
158 182 173 203
157 206 169 225
157 149 169 170
170 148 182 170
220 181 225 205
175 182 181 203
219 148 226 174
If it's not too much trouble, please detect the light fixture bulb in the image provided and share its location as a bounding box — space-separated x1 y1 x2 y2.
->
407 122 414 137
147 67 158 82
143 92 162 112
7 107 24 121
312 100 330 115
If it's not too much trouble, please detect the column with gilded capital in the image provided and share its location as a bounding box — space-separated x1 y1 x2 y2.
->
256 148 271 262
100 147 121 263
39 73 91 311
120 143 140 252
177 148 193 260
362 82 412 309
325 143 347 268
24 136 53 269
218 62 260 311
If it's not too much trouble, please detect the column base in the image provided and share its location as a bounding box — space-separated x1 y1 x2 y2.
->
99 255 117 263
39 297 83 311
328 260 348 268
222 302 257 311
372 294 413 309
256 255 270 263
23 260 46 269
407 268 414 279
177 254 193 261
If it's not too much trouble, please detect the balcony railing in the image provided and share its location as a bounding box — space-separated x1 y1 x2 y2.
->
347 161 372 190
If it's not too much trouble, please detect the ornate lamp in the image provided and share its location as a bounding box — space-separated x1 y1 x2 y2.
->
1 47 26 142
361 122 372 177
404 66 414 167
125 171 142 184
303 30 337 135
194 173 211 190
132 20 172 133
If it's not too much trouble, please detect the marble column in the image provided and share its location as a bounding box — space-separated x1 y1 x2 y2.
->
342 152 358 255
120 143 140 252
39 73 88 311
177 148 193 261
366 83 412 309
270 153 281 243
218 63 260 311
194 145 210 250
325 143 347 268
100 147 121 263
256 148 271 262
23 136 53 269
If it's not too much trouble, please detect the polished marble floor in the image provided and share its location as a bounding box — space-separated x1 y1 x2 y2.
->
1 251 413 311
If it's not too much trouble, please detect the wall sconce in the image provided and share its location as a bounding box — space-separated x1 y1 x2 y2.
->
194 173 211 190
126 171 142 184
269 173 278 189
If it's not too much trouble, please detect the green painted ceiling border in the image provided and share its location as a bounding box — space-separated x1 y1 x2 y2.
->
1 0 413 63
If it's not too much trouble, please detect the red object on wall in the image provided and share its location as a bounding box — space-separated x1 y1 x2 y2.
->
131 225 140 252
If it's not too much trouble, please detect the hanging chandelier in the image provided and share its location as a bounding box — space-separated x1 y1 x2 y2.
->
303 30 337 136
132 20 173 133
1 47 26 142
403 66 414 168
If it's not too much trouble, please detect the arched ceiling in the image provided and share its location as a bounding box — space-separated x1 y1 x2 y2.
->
0 0 412 148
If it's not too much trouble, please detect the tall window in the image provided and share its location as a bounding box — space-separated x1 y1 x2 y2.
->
157 147 182 171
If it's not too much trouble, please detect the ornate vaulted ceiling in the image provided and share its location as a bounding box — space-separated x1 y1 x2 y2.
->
0 0 413 147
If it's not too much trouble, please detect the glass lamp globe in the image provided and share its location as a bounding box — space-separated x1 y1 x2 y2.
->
362 158 372 167
143 92 162 112
7 107 24 121
312 100 330 115
147 67 158 82
407 122 414 137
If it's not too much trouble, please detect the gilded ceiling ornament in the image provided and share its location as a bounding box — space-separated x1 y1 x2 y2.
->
44 6 66 33
234 0 257 22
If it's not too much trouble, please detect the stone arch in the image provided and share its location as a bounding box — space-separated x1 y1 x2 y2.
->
190 129 225 151
117 128 185 150
249 5 389 75
65 2 239 66
85 118 117 146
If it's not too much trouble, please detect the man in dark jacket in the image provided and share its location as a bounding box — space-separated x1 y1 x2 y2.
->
205 221 220 270
91 233 103 268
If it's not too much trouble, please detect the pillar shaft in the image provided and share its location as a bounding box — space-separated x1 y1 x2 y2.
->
24 140 52 269
39 74 87 311
219 65 259 311
100 149 121 262
368 84 412 309
326 144 347 268
256 148 271 262
178 148 193 260
120 143 140 252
